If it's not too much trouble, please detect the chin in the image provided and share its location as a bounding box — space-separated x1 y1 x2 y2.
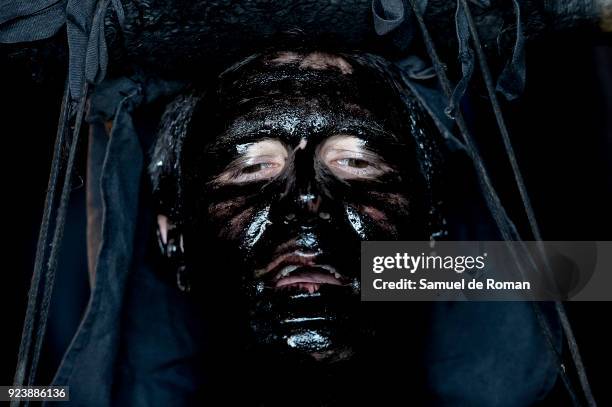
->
257 323 358 364
245 272 362 363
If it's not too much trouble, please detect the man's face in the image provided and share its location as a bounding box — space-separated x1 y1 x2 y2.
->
177 52 429 361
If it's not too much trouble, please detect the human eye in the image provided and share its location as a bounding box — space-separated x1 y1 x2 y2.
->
232 157 285 182
318 135 391 180
213 139 288 184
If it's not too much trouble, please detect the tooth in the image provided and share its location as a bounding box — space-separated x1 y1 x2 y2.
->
319 265 335 274
334 272 342 279
279 265 298 278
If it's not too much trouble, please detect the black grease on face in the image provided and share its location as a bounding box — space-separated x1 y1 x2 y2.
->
172 52 435 360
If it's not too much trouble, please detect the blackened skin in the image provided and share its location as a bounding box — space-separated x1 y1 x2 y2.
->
173 52 433 370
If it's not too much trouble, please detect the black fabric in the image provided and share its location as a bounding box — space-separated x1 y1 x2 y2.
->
0 0 65 43
395 62 466 152
407 2 590 403
0 0 124 99
0 0 61 23
48 77 144 406
1 0 601 96
447 0 474 118
423 302 561 406
45 77 180 406
496 0 526 100
372 0 408 35
112 208 205 407
85 118 108 281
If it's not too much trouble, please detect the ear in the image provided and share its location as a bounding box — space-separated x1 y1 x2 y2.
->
155 214 183 257
157 214 170 245
156 214 191 292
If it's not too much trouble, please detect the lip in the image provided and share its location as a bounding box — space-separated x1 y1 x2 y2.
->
254 251 347 291
275 269 343 292
254 250 319 279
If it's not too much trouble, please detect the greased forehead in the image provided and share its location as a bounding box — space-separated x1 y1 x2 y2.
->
267 51 354 74
207 51 407 138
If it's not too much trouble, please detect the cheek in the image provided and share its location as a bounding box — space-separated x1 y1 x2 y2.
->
207 196 247 219
346 192 411 238
207 197 255 241
207 198 272 250
360 205 396 234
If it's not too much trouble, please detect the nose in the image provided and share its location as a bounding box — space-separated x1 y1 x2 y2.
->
282 189 332 224
277 148 332 225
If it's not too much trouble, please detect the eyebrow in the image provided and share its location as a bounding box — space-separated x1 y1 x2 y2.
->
209 111 399 146
334 119 401 144
209 119 287 148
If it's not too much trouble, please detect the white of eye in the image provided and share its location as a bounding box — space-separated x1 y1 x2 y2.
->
214 139 288 184
318 135 390 180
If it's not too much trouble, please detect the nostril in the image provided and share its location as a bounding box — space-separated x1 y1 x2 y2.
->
296 193 322 213
297 193 316 204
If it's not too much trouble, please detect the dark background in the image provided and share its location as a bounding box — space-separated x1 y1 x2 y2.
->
1 32 611 404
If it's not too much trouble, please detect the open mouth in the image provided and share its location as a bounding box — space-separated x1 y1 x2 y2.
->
274 265 344 293
255 251 349 294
